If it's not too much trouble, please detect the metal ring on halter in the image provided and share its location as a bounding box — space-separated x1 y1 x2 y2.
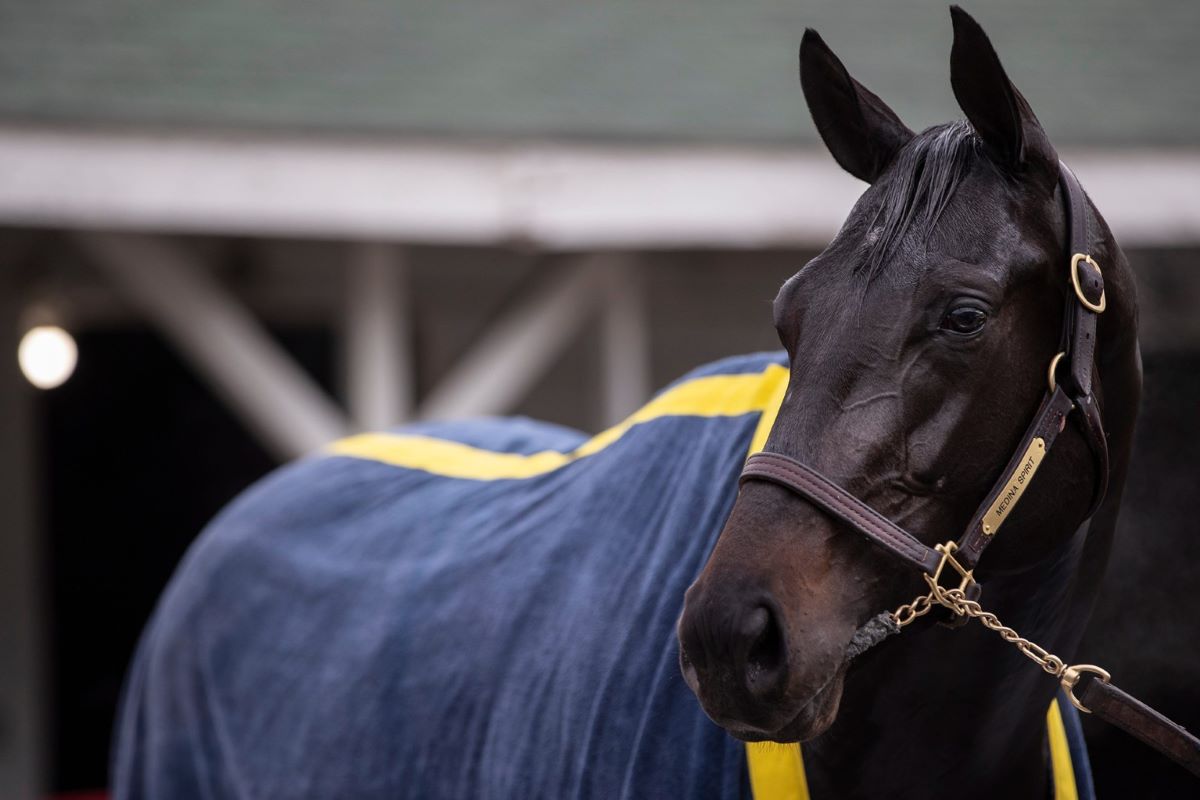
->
1047 351 1067 394
1070 253 1106 313
1060 664 1112 713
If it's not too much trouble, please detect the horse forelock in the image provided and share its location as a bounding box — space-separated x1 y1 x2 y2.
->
859 120 983 282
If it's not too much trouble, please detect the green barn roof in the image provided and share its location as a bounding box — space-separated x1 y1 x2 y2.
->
0 1 1196 145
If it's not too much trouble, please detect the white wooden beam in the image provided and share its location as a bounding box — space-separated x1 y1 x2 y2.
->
600 256 651 425
343 243 413 429
417 257 609 421
1 127 1198 247
79 234 351 460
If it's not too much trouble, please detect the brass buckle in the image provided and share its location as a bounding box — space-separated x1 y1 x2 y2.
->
924 541 975 602
1070 254 1106 313
1047 351 1066 394
1061 664 1111 713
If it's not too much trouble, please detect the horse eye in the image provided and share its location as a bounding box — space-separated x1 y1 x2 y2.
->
939 306 987 336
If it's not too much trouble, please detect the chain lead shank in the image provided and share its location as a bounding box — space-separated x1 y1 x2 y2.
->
889 541 1107 711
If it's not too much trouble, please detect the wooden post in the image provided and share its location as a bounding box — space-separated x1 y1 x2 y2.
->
0 270 44 798
344 244 414 430
600 255 651 425
417 257 609 421
81 233 351 460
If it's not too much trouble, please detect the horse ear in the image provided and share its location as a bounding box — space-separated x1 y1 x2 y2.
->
800 29 914 184
949 6 1057 180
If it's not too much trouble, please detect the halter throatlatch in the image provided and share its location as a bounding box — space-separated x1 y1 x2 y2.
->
739 163 1200 777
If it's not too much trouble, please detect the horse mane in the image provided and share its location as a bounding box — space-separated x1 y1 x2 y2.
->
860 120 982 281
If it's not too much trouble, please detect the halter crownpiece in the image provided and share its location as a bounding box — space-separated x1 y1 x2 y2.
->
739 163 1200 777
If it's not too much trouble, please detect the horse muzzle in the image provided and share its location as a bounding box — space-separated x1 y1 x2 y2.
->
677 579 848 742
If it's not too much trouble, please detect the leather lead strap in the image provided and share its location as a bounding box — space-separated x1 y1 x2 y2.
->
1078 678 1200 777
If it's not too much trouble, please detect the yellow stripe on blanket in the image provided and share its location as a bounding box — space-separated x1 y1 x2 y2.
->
746 696 1077 799
327 364 790 481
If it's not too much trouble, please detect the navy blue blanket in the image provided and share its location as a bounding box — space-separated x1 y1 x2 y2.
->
112 352 1091 799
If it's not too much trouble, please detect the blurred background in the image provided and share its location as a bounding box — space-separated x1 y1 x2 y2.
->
0 1 1197 797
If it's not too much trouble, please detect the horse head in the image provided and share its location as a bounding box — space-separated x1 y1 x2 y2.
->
678 6 1140 744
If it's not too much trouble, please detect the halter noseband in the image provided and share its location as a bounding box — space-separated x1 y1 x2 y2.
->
737 163 1200 776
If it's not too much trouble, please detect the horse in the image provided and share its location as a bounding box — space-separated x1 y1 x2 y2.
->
112 8 1139 799
678 7 1141 798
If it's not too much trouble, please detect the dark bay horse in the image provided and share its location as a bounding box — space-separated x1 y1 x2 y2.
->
113 8 1139 800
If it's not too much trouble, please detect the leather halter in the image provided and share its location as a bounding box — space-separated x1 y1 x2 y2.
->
739 163 1200 777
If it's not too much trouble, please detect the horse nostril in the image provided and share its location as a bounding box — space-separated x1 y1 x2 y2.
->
745 604 787 699
678 593 789 707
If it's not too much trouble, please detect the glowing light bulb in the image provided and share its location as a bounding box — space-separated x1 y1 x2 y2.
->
18 325 77 389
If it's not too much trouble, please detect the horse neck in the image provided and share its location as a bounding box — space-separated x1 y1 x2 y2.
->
803 526 1102 800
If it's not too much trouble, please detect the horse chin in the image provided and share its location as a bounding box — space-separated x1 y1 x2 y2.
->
724 669 846 744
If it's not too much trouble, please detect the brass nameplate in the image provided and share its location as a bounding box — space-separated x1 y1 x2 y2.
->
982 437 1046 536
